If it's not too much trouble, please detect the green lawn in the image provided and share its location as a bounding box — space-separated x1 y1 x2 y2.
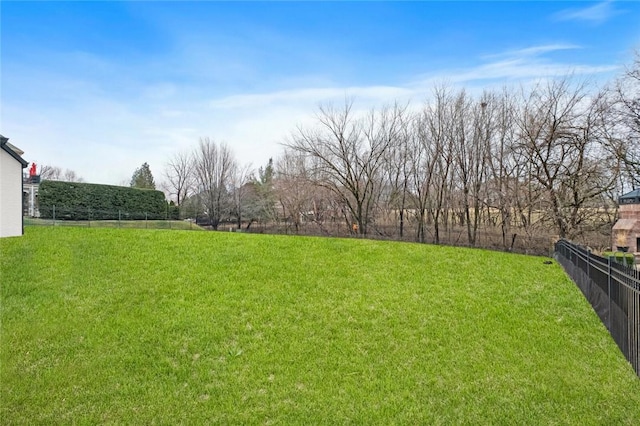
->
1 227 639 424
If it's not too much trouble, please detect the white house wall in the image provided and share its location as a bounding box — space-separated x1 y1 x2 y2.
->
0 148 24 237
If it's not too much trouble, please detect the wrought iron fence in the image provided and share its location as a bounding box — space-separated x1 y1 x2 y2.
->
554 239 640 377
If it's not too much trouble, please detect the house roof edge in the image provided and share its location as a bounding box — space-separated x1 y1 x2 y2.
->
0 135 29 168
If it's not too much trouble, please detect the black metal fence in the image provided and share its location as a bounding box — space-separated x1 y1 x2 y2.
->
554 239 640 376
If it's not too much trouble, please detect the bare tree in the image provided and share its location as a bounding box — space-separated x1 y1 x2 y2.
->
362 102 409 236
192 137 235 230
229 162 255 229
515 78 616 239
272 149 335 234
62 169 83 183
411 106 440 243
423 86 456 244
449 90 491 246
379 117 412 239
485 89 520 249
39 165 62 180
39 164 84 182
275 149 313 233
164 150 194 206
286 100 399 235
562 91 619 236
610 49 640 188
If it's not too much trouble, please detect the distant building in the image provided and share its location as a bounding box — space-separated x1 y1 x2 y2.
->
0 135 28 237
612 188 640 255
23 162 40 218
23 180 40 218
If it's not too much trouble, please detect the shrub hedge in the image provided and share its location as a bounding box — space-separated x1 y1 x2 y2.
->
602 251 637 267
38 180 167 220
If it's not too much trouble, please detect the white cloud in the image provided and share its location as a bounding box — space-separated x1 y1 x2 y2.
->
4 43 621 186
209 86 414 110
553 1 622 25
415 43 618 88
444 59 618 85
482 44 581 60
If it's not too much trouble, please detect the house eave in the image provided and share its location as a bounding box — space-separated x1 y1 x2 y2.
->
0 135 28 168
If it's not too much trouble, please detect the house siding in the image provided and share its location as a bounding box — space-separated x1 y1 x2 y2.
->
0 148 25 237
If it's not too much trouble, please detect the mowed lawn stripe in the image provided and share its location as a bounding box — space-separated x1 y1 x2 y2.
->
1 227 639 424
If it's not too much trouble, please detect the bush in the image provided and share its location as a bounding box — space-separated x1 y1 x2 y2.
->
38 180 167 220
167 201 180 220
602 251 636 267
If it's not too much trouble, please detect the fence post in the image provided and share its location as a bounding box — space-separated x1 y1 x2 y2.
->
118 210 121 228
608 255 612 331
145 212 148 229
53 205 56 226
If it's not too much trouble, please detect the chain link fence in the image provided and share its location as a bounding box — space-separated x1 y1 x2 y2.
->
26 205 611 259
25 205 200 231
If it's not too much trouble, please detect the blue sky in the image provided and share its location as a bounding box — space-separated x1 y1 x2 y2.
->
1 1 639 186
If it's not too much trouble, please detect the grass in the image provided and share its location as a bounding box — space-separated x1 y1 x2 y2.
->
2 227 640 424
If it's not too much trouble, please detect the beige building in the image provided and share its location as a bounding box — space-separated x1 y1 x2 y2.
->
612 189 640 255
0 135 29 237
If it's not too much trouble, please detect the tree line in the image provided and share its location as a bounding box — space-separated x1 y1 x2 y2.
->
165 53 638 248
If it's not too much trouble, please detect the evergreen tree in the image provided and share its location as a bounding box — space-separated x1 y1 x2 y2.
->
254 158 277 221
130 162 156 189
258 158 274 185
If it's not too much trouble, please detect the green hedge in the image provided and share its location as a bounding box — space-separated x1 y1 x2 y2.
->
602 251 636 267
38 180 167 220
